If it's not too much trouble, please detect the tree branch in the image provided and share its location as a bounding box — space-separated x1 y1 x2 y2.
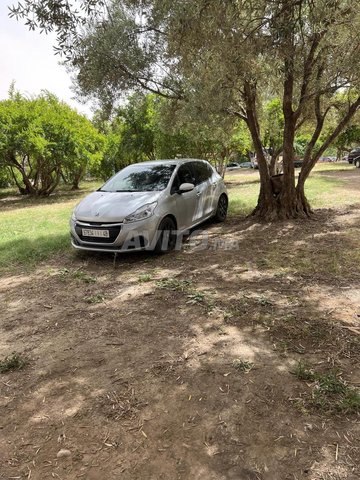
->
315 97 360 159
224 108 247 122
299 95 360 184
294 31 324 121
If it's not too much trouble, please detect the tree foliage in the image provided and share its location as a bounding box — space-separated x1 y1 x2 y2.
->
9 0 360 217
335 124 360 157
157 0 360 219
0 91 104 195
94 93 253 179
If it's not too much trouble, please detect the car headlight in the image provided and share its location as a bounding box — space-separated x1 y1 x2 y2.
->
124 202 158 223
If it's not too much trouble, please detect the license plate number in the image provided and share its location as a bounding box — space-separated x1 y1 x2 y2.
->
82 229 110 238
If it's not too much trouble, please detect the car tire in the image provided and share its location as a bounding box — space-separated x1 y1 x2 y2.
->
355 159 360 168
154 217 177 253
214 194 228 222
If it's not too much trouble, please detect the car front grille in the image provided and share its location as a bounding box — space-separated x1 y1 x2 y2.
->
75 221 122 244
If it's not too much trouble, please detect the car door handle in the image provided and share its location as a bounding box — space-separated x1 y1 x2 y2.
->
196 192 201 197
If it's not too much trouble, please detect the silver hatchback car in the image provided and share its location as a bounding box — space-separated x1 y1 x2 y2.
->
70 159 228 253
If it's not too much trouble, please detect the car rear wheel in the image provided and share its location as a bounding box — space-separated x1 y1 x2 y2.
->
154 217 177 253
214 194 228 222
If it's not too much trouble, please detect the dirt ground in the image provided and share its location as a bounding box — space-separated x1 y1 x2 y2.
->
1 185 360 479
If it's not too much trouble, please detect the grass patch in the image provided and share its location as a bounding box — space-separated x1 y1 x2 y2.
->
186 291 206 304
292 362 360 414
72 269 97 284
85 293 105 304
292 361 316 381
156 277 216 311
233 359 254 373
0 181 100 273
256 295 274 307
58 268 97 284
138 273 153 283
156 278 193 291
0 353 28 373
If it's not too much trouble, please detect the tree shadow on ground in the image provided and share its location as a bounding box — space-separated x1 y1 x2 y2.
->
0 182 100 212
1 205 360 479
0 233 71 273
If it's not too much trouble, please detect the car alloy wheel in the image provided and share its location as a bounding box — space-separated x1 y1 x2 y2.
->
154 217 177 253
214 194 228 222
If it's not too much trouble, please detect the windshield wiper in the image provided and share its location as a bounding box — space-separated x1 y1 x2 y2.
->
115 189 138 192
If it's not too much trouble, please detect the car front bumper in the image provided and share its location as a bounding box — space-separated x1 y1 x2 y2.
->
70 215 161 253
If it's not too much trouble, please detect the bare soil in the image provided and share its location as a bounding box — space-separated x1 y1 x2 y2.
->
1 205 360 479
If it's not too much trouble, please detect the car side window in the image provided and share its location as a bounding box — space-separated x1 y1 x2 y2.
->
206 163 214 178
191 161 212 185
171 164 195 194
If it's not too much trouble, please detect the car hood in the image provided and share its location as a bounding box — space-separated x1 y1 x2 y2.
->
74 190 162 223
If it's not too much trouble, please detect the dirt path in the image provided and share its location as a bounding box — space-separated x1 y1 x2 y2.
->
1 206 360 480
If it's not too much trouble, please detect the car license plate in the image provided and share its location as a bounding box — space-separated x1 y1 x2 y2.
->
82 229 110 238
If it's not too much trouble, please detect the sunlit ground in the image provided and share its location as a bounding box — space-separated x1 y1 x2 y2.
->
226 161 359 215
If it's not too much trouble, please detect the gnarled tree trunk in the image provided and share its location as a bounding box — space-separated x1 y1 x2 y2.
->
243 79 311 221
71 168 85 190
7 153 61 196
243 81 279 220
269 149 281 176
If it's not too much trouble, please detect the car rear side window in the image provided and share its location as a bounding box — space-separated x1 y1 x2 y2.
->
191 161 213 185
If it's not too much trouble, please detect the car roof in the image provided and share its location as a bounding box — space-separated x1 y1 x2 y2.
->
129 158 208 167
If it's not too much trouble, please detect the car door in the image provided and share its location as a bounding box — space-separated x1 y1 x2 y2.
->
205 163 221 214
190 161 214 219
170 163 199 230
207 164 222 212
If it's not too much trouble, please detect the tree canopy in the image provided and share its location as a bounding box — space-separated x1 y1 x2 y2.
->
9 0 360 217
95 93 253 179
0 91 104 195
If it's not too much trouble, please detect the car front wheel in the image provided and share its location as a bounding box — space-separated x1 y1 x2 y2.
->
214 194 228 222
355 159 360 168
154 217 177 253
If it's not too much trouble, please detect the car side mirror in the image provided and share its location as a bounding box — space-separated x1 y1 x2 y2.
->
178 182 195 193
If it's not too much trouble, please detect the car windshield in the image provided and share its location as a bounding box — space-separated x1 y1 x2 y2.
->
100 164 176 192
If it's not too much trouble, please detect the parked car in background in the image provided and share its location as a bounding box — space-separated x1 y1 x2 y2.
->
70 159 228 254
294 159 303 168
226 162 241 170
348 148 360 167
239 162 253 168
